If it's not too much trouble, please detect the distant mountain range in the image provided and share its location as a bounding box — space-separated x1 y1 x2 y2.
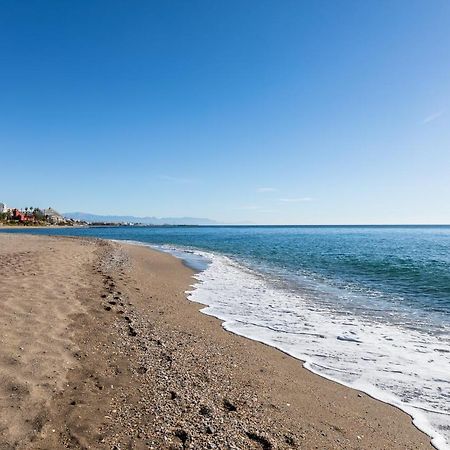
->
64 212 219 225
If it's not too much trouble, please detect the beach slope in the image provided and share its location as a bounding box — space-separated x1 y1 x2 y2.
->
0 234 432 449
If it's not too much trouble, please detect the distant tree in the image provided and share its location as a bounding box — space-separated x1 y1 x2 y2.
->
33 208 45 221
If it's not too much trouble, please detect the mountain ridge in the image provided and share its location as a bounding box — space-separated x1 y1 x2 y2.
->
64 212 219 225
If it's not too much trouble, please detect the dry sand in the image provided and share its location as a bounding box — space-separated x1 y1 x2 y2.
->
0 233 432 449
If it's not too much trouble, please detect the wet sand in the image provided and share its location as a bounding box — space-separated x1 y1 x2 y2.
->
0 233 432 449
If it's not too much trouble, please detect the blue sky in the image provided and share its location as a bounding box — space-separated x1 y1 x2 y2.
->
1 1 449 224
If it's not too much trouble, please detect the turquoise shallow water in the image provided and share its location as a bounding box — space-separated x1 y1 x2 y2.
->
2 225 450 447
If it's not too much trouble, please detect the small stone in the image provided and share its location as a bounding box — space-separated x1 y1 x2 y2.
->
136 366 147 375
223 398 237 412
199 405 213 417
174 429 189 445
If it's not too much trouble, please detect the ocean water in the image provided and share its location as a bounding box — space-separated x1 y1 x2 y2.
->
2 225 450 448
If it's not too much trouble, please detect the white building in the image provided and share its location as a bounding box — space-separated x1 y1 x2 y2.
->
43 207 65 224
0 202 9 214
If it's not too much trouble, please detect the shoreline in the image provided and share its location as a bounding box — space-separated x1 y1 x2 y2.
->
0 225 87 229
129 239 445 449
0 233 434 449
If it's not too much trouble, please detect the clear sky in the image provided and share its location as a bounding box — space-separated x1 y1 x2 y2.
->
1 1 449 224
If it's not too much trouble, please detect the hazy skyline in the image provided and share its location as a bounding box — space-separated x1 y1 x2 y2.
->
1 1 449 224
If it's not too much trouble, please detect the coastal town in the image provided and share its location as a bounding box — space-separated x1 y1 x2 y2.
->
0 202 146 227
0 201 79 226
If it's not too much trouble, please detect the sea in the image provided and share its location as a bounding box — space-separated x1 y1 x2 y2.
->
2 225 449 448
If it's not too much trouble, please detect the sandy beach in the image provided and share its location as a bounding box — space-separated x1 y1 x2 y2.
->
0 233 432 449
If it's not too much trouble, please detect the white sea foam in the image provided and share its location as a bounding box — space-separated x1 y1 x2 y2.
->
183 249 450 449
125 240 450 449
